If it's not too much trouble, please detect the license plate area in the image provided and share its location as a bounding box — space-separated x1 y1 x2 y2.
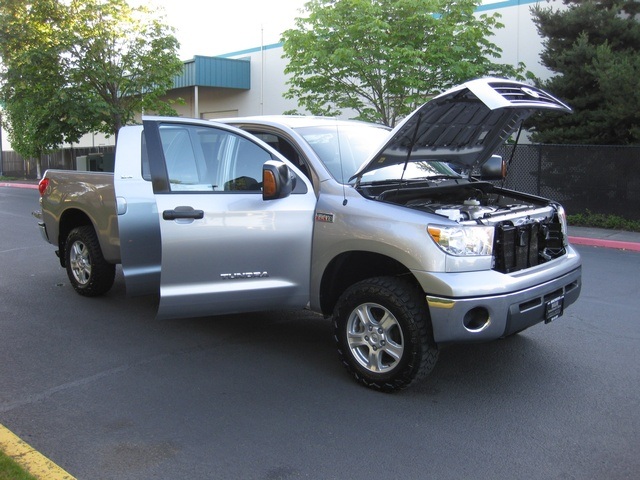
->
545 295 564 323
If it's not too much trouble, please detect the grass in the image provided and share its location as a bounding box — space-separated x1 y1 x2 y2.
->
568 210 640 233
0 449 38 480
0 176 38 183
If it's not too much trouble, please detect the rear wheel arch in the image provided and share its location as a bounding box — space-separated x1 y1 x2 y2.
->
58 208 93 267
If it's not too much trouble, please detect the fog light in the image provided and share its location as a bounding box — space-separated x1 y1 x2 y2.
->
463 307 491 332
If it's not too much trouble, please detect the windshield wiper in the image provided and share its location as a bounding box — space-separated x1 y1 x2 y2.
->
356 178 416 186
358 175 462 186
413 175 463 181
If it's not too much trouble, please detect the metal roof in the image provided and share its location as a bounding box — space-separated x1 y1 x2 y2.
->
173 55 250 90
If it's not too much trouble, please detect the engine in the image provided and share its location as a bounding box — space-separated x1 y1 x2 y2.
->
406 198 500 222
366 181 568 273
377 183 568 273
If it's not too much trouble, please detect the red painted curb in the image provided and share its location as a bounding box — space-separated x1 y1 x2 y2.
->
569 236 640 252
0 182 38 190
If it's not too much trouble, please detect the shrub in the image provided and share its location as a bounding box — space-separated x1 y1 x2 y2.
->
567 211 640 232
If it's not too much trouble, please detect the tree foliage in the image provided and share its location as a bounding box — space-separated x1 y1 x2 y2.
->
67 0 183 136
0 0 183 159
281 0 527 126
0 0 85 158
528 0 640 145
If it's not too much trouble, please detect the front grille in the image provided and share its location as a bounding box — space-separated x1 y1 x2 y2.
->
493 221 565 273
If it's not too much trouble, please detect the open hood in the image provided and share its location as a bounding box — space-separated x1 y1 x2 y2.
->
351 78 571 182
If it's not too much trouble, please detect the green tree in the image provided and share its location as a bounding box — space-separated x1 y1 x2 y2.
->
66 0 183 138
0 0 182 163
281 0 527 126
528 0 640 144
0 0 88 159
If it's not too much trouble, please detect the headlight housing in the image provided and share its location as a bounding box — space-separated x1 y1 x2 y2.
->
427 224 495 256
555 204 568 246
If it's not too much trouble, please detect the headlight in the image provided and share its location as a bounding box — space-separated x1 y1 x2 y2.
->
427 224 495 256
555 204 568 246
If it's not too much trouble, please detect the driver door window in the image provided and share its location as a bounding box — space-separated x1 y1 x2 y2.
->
157 124 273 193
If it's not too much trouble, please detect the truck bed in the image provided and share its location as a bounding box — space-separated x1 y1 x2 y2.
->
38 170 121 264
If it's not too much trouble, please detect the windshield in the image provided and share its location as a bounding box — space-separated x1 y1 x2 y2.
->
296 124 389 183
358 160 462 184
296 122 461 184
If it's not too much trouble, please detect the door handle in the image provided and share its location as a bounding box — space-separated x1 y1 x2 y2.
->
162 206 204 220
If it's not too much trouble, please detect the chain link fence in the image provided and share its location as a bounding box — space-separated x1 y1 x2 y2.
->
2 144 640 219
496 144 640 220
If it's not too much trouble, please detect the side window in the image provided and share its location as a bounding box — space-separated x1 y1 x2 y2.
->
142 131 151 181
156 124 273 193
218 135 272 191
249 131 311 180
162 128 202 188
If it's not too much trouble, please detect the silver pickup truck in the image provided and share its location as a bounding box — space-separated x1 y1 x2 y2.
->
36 78 582 392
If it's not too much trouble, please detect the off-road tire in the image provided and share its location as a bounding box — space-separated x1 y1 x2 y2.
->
333 276 439 392
64 226 115 297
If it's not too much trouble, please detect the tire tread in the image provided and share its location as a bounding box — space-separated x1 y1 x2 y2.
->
65 225 115 297
333 276 439 392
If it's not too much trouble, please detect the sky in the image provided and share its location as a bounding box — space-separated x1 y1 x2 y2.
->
136 0 509 59
139 0 308 59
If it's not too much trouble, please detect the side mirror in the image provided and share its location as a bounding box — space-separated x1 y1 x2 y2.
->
263 160 297 200
479 155 506 181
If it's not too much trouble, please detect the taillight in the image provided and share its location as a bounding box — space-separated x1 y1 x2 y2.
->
38 178 49 196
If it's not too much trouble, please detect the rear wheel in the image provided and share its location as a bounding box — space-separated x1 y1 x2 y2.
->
333 276 439 392
64 226 115 297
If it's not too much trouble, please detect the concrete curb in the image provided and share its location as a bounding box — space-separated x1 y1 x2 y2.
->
0 424 76 480
568 236 640 253
0 182 38 189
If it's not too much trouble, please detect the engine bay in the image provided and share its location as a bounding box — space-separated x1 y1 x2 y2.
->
362 180 567 273
406 198 512 222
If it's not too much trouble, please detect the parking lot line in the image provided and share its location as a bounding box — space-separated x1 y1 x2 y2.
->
0 424 76 480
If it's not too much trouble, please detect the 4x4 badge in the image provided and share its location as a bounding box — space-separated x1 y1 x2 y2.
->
315 212 334 223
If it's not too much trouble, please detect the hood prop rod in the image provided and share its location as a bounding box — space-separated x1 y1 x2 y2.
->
502 120 525 188
394 112 424 195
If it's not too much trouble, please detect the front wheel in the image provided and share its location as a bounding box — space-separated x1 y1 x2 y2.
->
64 226 115 297
333 276 439 392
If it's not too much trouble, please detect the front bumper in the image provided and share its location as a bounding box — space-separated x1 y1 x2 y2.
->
426 266 582 344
